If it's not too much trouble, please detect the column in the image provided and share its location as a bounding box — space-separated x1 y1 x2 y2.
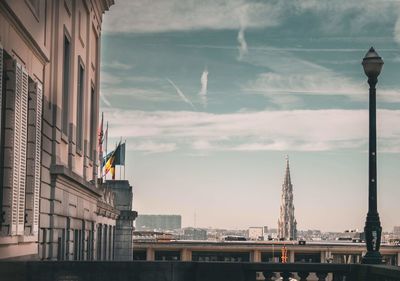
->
146 248 155 261
181 248 192 261
251 250 261 262
289 250 295 263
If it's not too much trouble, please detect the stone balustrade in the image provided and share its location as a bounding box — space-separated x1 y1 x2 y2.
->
0 261 399 281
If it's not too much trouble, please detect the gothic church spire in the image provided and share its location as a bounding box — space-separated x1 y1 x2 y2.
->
278 155 297 240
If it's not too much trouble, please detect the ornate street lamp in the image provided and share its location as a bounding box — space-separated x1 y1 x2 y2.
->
361 47 384 264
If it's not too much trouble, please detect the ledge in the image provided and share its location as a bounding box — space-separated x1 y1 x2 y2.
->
50 164 101 197
96 201 120 219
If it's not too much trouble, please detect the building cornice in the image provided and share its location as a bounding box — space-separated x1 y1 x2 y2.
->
100 0 115 13
96 201 120 219
50 165 101 197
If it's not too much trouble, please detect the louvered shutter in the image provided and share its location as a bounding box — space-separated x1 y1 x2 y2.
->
11 62 22 235
16 64 28 235
32 82 42 234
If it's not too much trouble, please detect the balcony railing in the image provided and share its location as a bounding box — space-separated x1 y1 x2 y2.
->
0 261 399 281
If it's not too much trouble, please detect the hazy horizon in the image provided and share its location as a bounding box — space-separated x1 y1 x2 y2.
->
100 0 400 232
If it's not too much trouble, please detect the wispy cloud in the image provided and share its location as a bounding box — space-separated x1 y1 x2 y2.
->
103 60 133 70
104 0 280 33
100 94 112 107
199 69 208 108
127 141 177 153
394 17 400 45
166 78 196 109
237 27 248 60
241 48 400 104
104 108 400 153
104 0 400 46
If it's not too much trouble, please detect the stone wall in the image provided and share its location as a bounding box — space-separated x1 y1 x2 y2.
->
105 180 137 261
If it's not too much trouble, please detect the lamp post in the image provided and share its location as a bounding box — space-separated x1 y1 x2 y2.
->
361 47 384 264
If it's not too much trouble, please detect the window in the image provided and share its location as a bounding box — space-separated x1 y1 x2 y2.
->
103 225 108 260
97 224 102 260
76 61 84 151
62 35 71 135
89 86 95 159
74 229 79 260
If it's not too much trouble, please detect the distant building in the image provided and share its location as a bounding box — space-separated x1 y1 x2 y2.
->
277 156 297 240
248 227 264 240
268 228 278 234
136 215 181 231
182 228 207 240
393 226 400 235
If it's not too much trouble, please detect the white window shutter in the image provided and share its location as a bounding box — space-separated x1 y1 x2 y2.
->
32 82 42 234
17 66 28 235
11 62 22 235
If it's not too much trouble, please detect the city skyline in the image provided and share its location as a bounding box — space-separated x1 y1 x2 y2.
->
100 0 400 232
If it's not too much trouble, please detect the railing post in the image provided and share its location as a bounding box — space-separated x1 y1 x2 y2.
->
281 272 292 281
262 272 274 281
298 272 310 281
316 272 328 281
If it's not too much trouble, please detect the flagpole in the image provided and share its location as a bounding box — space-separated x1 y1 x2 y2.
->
98 112 104 184
119 137 122 180
124 139 126 180
104 121 108 181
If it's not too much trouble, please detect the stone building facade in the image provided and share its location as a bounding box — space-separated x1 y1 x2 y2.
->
0 0 117 260
106 180 137 261
277 156 297 241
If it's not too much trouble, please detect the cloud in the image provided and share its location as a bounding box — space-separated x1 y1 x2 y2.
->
104 108 400 153
100 94 112 107
103 60 133 70
101 87 177 102
241 48 400 104
100 71 122 85
127 141 177 153
246 70 400 104
103 0 281 33
395 17 400 45
237 27 248 60
166 78 196 109
199 69 208 107
103 0 400 41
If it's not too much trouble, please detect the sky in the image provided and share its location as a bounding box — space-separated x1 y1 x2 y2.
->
100 0 400 232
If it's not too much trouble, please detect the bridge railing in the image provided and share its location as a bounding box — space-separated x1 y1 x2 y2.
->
0 261 399 281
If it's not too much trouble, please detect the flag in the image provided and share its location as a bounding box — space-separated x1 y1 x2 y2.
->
102 151 113 168
110 166 116 180
103 152 115 175
103 141 121 176
114 142 125 165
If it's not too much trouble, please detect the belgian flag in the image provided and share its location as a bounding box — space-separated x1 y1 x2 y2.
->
103 142 122 178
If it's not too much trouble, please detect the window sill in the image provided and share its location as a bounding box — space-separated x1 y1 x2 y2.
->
61 132 68 144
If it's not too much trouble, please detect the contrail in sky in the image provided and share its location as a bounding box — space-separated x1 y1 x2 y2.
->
199 69 208 108
167 78 196 109
237 26 248 60
100 94 112 107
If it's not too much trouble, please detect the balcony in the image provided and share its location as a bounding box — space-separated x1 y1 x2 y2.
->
1 261 399 281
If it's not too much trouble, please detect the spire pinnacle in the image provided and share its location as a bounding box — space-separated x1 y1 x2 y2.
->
284 155 291 186
278 154 297 240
